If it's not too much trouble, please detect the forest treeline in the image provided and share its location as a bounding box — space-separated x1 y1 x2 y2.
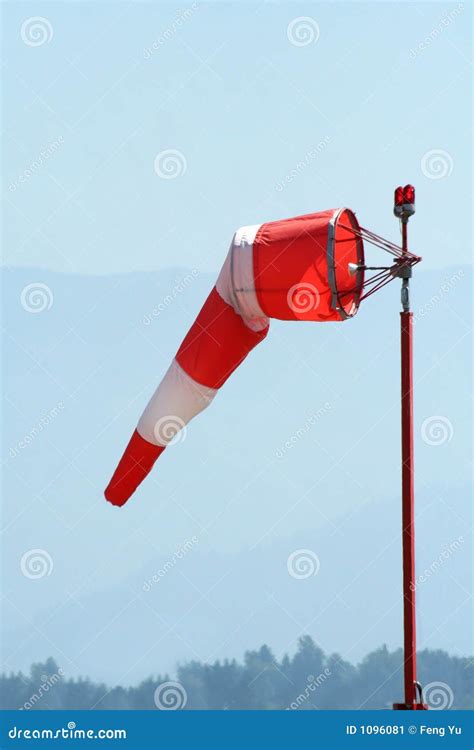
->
1 637 472 710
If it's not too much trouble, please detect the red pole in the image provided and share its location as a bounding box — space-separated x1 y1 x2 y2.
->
400 307 417 705
393 187 427 710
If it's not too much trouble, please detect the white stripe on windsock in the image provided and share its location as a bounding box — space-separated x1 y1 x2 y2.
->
216 223 268 331
137 359 218 446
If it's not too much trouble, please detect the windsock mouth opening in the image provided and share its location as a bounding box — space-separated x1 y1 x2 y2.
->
328 208 365 320
250 208 365 323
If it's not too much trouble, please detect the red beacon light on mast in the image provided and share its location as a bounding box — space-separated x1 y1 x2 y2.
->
394 186 404 207
394 185 416 219
404 184 415 205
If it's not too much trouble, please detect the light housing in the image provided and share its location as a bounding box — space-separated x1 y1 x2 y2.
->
403 184 415 205
394 186 404 206
394 184 416 218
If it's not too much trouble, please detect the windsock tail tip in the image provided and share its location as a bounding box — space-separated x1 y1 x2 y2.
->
104 485 129 507
104 429 165 507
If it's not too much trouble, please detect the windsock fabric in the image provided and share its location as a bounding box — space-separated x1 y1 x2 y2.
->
105 208 364 506
252 207 363 321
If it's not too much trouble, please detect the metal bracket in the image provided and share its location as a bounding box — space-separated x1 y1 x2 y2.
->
394 264 412 280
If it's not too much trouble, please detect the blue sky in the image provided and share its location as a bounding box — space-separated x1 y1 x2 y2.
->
1 2 472 687
3 1 472 275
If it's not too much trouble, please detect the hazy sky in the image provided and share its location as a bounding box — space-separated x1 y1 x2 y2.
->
3 1 472 275
1 2 472 686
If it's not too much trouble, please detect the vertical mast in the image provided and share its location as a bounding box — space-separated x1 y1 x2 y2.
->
393 185 427 710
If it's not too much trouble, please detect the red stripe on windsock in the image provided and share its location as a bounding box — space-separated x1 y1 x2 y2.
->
176 286 269 389
105 429 165 506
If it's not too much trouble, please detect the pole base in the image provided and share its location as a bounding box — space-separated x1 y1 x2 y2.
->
393 702 428 710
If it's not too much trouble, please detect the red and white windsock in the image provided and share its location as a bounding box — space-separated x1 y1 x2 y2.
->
105 208 364 506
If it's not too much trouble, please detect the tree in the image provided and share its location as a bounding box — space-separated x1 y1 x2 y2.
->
1 646 472 710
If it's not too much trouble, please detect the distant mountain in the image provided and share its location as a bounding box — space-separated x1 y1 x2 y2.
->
1 264 472 683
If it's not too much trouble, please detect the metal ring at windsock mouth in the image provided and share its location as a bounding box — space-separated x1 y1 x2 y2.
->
326 207 365 320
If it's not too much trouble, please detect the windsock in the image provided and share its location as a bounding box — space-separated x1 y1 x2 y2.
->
105 208 364 506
